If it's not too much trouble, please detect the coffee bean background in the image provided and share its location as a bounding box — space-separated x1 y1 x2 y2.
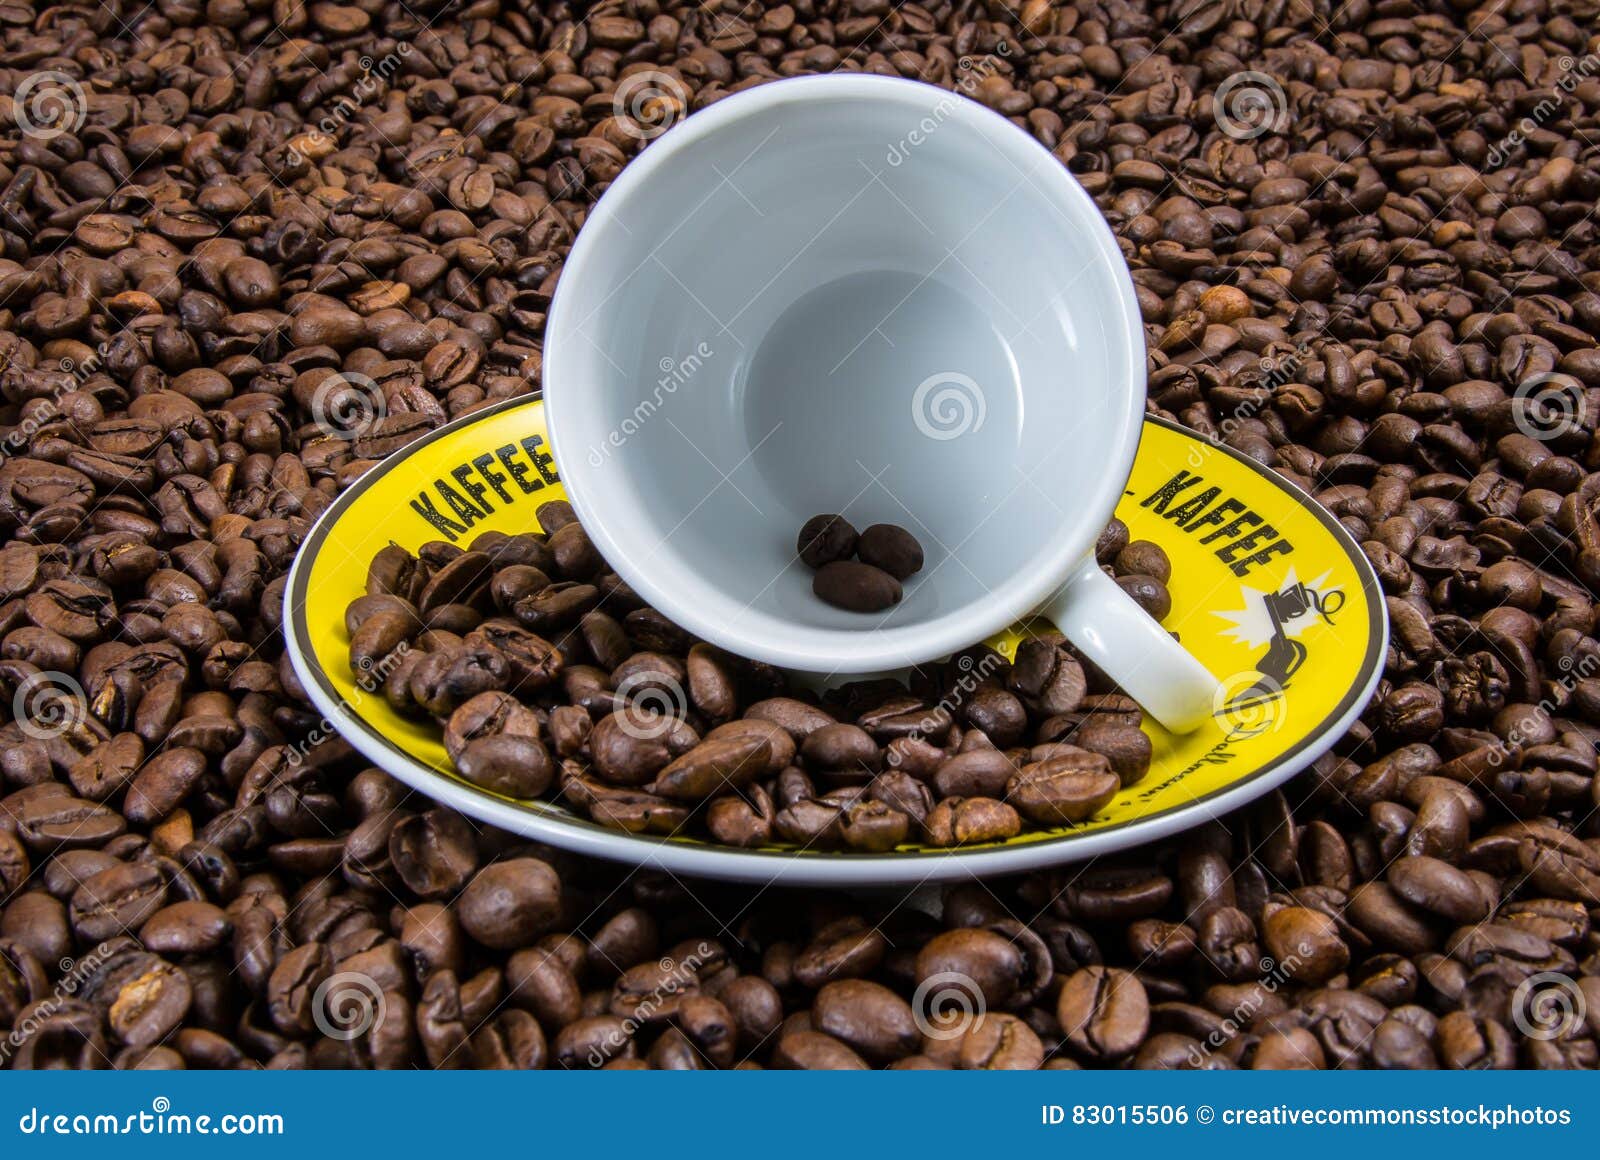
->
3 0 1600 1069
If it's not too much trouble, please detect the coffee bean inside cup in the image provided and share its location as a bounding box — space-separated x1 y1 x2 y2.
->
795 515 923 613
796 514 859 569
813 560 903 612
857 524 925 581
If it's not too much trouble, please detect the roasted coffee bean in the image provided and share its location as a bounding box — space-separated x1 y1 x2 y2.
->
70 862 167 942
923 797 1021 846
796 515 858 569
855 524 924 580
455 736 554 799
931 750 1015 799
1057 967 1149 1062
140 901 233 956
390 810 479 900
457 859 563 950
812 979 919 1062
812 561 902 613
1007 751 1120 825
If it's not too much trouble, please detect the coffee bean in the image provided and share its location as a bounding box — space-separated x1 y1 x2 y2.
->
70 862 166 943
457 859 563 950
812 979 919 1062
1008 751 1120 825
812 561 902 613
773 1029 869 1069
140 901 233 956
389 810 479 899
796 514 858 568
914 928 1030 1011
1057 967 1148 1062
855 524 924 580
923 797 1021 846
957 1012 1045 1070
1387 856 1492 924
1262 906 1349 985
1113 541 1171 583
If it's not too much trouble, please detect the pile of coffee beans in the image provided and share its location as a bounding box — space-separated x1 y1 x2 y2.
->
352 500 1154 851
2 0 1600 1070
797 514 923 612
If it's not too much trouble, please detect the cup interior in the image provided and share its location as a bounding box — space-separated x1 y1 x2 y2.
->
547 76 1145 669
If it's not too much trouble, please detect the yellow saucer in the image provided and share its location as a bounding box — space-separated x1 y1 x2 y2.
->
285 395 1385 885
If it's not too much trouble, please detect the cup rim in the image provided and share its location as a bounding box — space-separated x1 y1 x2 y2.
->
545 73 1147 672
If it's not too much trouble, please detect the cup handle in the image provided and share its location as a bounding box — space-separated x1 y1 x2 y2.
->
1043 558 1218 734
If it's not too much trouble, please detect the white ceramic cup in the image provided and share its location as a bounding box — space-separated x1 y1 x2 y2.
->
544 74 1217 731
